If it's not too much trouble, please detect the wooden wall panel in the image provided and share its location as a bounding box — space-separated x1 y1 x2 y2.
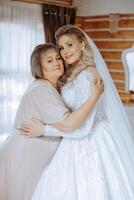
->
86 31 134 39
75 16 83 28
13 0 73 6
114 82 125 91
106 61 123 70
119 20 134 28
110 71 125 80
83 21 109 29
76 14 134 103
101 52 121 60
95 41 133 49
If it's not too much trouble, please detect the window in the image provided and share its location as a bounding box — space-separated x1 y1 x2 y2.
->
0 2 45 143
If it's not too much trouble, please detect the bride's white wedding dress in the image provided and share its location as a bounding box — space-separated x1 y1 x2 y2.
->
32 69 134 200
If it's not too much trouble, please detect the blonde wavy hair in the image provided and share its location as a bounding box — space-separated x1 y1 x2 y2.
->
55 24 96 86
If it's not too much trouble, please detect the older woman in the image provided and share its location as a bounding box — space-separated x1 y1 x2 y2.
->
0 43 103 200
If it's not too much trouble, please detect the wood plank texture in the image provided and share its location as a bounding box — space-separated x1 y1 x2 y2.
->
76 14 134 102
86 31 134 39
13 0 72 6
95 41 133 49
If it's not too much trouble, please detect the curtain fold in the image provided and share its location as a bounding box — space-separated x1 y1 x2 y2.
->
42 4 76 43
0 2 45 143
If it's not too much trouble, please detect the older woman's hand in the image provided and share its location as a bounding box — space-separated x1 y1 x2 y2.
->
18 118 44 138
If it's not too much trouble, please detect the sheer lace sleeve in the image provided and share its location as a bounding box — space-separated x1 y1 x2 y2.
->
44 69 99 139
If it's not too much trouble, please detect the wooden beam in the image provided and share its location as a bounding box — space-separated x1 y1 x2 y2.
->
119 20 134 28
12 0 73 6
114 81 125 90
110 71 125 80
106 61 124 70
101 51 122 60
95 41 133 49
86 30 134 39
83 21 109 29
119 92 132 103
83 14 134 20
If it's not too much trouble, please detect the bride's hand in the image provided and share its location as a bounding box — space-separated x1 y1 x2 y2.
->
92 76 104 100
18 118 44 138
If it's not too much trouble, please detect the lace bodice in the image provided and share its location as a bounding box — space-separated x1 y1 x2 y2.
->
62 69 106 121
45 69 107 139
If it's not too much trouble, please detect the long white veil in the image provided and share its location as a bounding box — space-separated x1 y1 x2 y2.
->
78 28 134 158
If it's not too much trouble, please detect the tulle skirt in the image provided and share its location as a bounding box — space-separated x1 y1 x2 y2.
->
32 120 134 200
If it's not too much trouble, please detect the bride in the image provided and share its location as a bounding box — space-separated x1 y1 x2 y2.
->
22 25 134 200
